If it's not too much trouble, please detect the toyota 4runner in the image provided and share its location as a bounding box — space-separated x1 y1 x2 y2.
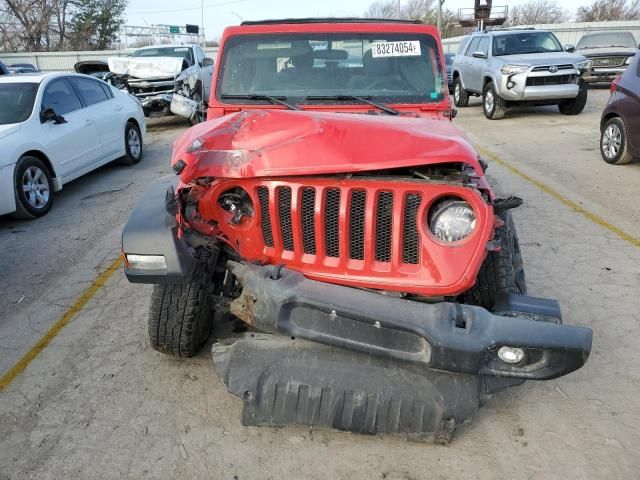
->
452 29 592 119
121 19 592 442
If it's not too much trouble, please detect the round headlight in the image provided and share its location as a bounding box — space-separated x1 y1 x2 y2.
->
429 200 476 242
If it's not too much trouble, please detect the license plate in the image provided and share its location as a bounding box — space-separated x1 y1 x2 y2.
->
371 41 421 58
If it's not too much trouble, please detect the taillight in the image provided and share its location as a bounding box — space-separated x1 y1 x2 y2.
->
610 76 620 94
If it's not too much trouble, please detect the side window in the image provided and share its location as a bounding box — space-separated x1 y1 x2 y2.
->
465 37 480 56
98 81 114 99
69 77 109 106
456 38 470 55
42 79 82 116
477 37 490 56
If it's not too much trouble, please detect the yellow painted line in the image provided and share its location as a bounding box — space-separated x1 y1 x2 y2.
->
0 257 123 392
477 145 640 248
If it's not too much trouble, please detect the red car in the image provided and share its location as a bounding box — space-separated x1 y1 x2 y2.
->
600 51 640 165
122 19 591 442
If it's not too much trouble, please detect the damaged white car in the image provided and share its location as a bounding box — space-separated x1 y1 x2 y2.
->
107 44 214 124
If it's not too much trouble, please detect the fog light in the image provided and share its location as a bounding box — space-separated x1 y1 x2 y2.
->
498 346 525 364
507 81 515 89
125 254 167 274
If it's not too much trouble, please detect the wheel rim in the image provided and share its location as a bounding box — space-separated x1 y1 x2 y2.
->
22 166 49 209
484 89 494 113
454 83 460 103
128 128 141 159
602 123 622 159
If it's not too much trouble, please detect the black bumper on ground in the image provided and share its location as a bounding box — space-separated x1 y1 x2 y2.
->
227 261 592 381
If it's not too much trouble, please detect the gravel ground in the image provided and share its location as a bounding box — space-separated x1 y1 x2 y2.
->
0 90 638 479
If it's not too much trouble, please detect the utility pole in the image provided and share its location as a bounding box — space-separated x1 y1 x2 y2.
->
201 0 205 46
397 0 401 18
437 0 443 35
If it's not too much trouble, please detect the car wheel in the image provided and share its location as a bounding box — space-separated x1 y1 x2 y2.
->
453 77 469 107
600 117 633 165
11 156 54 219
119 121 143 166
147 258 216 357
482 82 507 120
462 210 526 309
558 78 587 115
189 90 206 126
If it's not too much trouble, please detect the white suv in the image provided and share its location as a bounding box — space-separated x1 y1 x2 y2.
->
451 30 592 119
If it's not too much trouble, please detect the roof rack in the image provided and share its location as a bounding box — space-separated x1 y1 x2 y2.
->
240 18 424 26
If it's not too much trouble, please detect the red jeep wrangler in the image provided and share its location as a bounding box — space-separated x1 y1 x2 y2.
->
122 19 591 442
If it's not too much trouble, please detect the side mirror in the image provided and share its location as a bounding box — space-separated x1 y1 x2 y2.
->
202 57 214 67
472 51 487 59
565 44 575 53
40 107 66 124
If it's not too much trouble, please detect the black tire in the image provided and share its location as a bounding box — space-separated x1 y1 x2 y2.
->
453 77 469 107
558 78 587 115
482 81 507 120
118 121 143 166
462 210 527 310
600 117 633 165
148 260 216 357
189 87 206 126
10 156 54 219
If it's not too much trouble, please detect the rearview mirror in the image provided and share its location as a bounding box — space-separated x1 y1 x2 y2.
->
40 107 67 124
202 57 214 67
565 44 575 53
472 51 487 59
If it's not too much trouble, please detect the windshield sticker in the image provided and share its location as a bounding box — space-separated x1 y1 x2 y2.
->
371 41 421 58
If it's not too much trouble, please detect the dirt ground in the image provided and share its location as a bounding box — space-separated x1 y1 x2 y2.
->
0 90 639 479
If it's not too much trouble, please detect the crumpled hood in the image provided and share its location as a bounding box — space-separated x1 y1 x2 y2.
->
108 56 184 78
173 109 480 183
0 123 20 142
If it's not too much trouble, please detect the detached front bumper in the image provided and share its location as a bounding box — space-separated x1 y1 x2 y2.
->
228 261 592 381
139 93 173 116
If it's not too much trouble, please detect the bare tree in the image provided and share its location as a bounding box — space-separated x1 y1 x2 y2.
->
576 0 640 21
363 0 464 38
508 0 570 26
364 0 400 18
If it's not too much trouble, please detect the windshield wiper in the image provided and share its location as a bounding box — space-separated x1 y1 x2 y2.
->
304 95 401 115
221 94 299 110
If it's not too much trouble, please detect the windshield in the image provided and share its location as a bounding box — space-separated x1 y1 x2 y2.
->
577 32 637 49
131 47 194 65
0 83 38 125
493 32 563 56
218 33 446 105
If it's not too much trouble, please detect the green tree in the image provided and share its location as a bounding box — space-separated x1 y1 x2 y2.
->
68 0 127 50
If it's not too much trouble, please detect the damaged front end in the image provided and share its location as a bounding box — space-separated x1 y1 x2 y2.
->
170 67 206 124
122 109 592 442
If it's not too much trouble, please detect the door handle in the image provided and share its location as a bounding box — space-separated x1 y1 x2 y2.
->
85 119 94 125
115 105 123 111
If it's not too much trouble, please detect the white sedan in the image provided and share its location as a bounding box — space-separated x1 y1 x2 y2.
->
0 72 146 218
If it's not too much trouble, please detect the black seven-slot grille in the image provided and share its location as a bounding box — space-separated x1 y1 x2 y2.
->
257 185 423 265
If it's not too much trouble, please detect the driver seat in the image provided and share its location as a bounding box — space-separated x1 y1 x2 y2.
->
348 49 402 90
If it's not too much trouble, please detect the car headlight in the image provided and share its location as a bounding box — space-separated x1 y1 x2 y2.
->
500 65 528 75
624 57 632 65
576 59 593 70
429 200 476 243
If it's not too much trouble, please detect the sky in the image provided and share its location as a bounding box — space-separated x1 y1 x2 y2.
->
124 0 589 41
